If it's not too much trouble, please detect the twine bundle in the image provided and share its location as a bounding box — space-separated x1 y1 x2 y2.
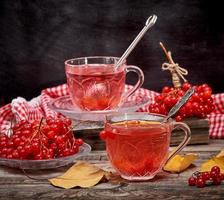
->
159 42 188 88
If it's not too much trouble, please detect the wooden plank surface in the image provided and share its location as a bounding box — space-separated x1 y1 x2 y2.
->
0 140 223 200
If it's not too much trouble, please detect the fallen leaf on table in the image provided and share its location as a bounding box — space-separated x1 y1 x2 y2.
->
163 154 197 173
216 149 224 158
104 172 126 184
49 161 110 189
201 156 224 173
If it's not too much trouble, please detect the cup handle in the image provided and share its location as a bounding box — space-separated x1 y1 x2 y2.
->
120 65 144 103
164 122 191 165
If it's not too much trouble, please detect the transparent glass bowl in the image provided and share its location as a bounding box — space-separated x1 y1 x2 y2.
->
0 143 91 169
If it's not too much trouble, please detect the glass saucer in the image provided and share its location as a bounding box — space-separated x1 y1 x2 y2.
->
0 143 91 169
48 95 150 121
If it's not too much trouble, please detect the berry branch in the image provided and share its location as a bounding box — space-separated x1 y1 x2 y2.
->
0 117 84 160
148 43 215 121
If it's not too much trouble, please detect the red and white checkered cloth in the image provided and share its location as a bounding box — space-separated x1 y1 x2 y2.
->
0 84 223 138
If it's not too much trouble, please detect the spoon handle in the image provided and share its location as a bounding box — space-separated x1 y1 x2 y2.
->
115 15 157 69
165 87 195 121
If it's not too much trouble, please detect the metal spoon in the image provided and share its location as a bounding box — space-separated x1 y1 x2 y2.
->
163 87 195 122
115 14 157 69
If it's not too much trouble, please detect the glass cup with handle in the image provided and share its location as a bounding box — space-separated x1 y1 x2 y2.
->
65 56 144 111
101 112 191 181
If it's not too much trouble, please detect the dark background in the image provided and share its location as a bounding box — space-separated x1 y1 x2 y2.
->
0 0 224 104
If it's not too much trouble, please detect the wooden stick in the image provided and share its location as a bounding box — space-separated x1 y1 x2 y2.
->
159 42 173 64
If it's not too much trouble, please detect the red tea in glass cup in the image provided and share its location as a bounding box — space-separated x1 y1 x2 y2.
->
65 56 144 111
101 113 191 181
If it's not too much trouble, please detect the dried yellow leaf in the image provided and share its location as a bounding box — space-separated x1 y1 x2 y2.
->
216 149 224 158
200 148 224 173
163 154 197 173
201 157 224 173
49 161 107 189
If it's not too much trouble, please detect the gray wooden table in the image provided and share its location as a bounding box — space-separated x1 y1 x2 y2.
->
0 140 223 200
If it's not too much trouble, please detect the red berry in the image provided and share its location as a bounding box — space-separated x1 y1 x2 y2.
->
55 135 64 145
7 141 14 148
152 106 161 114
47 149 54 157
210 170 219 180
42 125 51 134
62 148 70 157
182 82 192 91
6 148 13 155
58 142 66 151
170 96 178 107
72 145 79 154
13 137 21 147
17 145 23 152
205 97 213 105
7 154 13 159
179 106 187 116
21 136 27 142
50 143 57 152
61 125 69 134
2 148 8 154
34 153 43 160
21 129 32 137
203 90 212 100
155 94 164 103
12 150 19 159
46 117 54 125
159 104 167 115
196 178 205 188
163 96 172 108
213 176 222 185
177 89 185 97
203 85 212 92
221 173 224 180
192 93 200 102
99 130 107 140
46 130 56 139
42 137 49 147
31 142 40 154
58 153 64 157
0 141 7 148
201 172 210 181
162 86 171 93
64 118 72 126
19 149 27 158
1 154 7 158
188 176 196 186
175 115 182 122
0 135 8 142
211 166 220 175
44 153 53 159
51 123 61 134
75 138 84 146
105 129 117 139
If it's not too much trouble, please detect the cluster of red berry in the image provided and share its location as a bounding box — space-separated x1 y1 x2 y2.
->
149 82 215 121
188 166 224 188
0 118 83 160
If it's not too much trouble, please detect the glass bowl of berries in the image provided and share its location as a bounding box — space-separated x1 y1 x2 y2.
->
0 117 91 169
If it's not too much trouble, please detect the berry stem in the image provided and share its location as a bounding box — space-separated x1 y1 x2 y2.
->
38 118 44 153
159 42 173 64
